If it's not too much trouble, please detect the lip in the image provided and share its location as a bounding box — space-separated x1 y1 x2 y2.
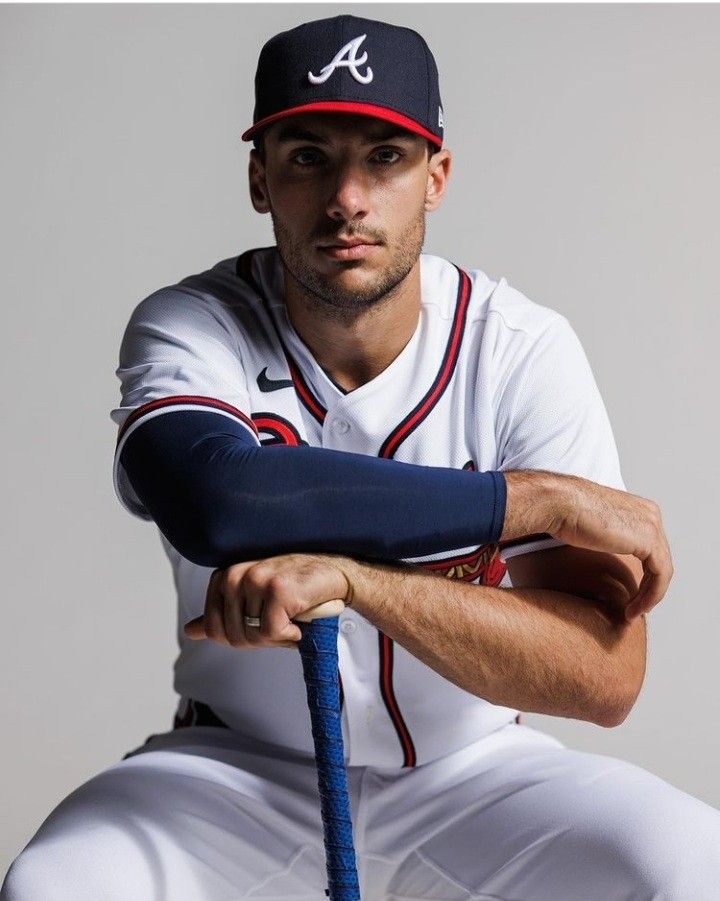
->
317 241 380 260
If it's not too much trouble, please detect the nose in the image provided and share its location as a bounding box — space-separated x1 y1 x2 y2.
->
325 160 370 223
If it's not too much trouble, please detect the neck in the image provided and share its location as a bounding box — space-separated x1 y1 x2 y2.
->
282 262 422 393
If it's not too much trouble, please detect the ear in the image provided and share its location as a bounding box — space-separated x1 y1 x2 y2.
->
424 149 451 212
248 149 270 214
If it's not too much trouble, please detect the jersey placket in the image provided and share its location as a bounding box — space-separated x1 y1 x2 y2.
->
245 247 473 767
277 266 473 768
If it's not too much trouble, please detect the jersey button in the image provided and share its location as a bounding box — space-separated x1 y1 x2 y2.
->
340 620 357 634
333 419 350 434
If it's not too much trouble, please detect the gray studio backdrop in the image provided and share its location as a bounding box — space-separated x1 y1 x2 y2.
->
1 2 718 871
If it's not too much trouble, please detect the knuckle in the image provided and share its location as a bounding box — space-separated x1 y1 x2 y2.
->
243 564 269 592
267 573 292 598
224 562 246 582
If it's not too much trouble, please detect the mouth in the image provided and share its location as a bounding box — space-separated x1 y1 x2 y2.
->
317 239 381 261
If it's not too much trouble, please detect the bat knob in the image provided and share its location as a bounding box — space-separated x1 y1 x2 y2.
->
293 598 346 623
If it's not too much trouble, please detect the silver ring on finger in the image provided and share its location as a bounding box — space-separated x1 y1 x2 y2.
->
244 615 261 628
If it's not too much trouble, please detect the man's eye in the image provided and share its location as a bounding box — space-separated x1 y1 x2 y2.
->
291 149 323 166
372 148 402 164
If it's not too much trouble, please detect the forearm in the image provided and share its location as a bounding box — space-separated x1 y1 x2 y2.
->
344 557 643 727
119 409 508 567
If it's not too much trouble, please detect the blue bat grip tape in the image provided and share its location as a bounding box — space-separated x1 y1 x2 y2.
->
297 616 361 900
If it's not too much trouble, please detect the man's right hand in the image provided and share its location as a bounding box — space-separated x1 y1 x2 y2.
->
501 470 674 619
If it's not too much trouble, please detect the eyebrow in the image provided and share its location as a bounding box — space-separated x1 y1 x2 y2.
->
273 124 418 146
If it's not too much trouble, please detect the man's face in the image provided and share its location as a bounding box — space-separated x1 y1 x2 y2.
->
249 113 448 316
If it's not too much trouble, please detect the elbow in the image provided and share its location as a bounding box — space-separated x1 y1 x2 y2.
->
607 672 645 727
119 416 263 567
170 534 228 569
580 685 635 729
154 514 227 568
595 694 637 729
592 604 648 728
595 651 647 728
149 502 254 569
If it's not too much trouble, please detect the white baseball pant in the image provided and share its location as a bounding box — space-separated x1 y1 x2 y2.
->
3 721 720 900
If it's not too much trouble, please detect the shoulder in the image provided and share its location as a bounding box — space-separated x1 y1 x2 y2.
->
423 253 567 337
123 248 273 340
178 246 277 312
478 272 568 344
484 279 580 384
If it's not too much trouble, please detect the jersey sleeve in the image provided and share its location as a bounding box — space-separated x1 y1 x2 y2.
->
110 286 259 520
495 313 626 561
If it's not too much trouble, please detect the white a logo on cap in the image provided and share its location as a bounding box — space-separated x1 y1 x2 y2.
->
308 34 373 85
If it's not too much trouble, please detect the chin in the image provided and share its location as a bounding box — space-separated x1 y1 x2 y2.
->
322 264 379 288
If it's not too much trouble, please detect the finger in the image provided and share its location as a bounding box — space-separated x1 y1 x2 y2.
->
644 544 673 610
224 580 247 647
613 558 645 604
628 564 655 617
654 542 674 607
204 576 231 645
206 567 223 604
242 605 264 645
626 544 671 620
241 562 303 645
183 615 207 639
263 599 302 643
184 568 225 640
293 598 346 623
241 570 267 645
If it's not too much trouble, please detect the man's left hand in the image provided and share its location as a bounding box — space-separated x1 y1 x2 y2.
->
183 553 360 649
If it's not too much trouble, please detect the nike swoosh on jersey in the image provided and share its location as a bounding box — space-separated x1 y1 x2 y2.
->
257 367 294 392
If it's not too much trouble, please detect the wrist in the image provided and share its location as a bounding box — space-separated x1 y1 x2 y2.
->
320 554 367 611
329 555 394 618
500 470 569 540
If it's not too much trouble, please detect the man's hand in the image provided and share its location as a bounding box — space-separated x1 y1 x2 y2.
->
183 553 356 648
502 471 673 621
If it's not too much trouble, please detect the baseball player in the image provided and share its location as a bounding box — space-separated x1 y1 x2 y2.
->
4 13 720 901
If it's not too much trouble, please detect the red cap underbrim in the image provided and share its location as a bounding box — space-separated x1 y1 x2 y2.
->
241 101 442 148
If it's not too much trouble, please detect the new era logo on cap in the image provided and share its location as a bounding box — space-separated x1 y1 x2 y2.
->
241 15 444 148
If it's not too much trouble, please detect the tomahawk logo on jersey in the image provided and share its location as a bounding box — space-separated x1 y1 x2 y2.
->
111 246 625 768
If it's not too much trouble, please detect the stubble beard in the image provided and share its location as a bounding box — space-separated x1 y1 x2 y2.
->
270 207 426 324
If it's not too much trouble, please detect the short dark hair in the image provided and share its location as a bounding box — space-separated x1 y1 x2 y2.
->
252 132 436 162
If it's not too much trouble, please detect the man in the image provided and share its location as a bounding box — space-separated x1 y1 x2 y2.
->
4 14 718 901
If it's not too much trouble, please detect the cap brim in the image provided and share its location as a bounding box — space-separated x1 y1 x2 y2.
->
241 101 442 147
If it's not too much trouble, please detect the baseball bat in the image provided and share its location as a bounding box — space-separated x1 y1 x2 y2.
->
294 600 361 900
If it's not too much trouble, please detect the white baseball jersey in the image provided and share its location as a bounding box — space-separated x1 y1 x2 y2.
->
111 246 625 768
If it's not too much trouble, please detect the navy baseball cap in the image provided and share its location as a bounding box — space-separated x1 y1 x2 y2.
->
241 14 444 148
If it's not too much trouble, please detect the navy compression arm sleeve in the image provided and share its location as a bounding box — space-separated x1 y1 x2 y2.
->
119 409 507 568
